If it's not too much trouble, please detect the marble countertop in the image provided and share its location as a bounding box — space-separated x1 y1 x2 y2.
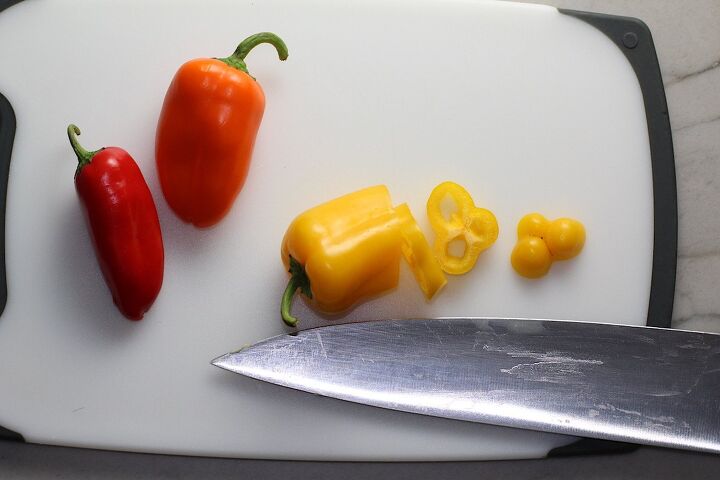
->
1 0 719 478
513 0 720 334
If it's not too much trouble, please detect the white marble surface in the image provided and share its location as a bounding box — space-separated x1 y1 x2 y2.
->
511 0 720 333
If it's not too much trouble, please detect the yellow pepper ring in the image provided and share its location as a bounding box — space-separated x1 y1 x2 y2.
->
427 181 475 220
426 182 499 275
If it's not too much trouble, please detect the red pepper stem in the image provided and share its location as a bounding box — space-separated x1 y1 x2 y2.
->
219 32 288 75
67 124 100 176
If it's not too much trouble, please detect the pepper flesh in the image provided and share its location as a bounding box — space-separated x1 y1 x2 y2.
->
545 218 586 260
426 182 498 275
155 32 288 228
68 125 164 320
281 186 445 327
395 204 447 299
511 213 586 278
511 236 552 279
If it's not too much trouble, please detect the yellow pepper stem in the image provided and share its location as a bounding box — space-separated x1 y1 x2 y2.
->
281 256 312 327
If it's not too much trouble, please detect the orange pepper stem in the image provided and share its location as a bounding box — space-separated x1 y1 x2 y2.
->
219 32 289 76
281 256 312 327
67 124 101 177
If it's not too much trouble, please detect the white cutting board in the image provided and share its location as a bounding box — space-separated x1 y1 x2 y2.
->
0 0 654 460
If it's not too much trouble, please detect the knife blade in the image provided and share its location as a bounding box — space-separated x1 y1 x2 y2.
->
212 318 720 453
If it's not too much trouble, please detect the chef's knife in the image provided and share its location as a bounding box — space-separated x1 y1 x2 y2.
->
212 318 720 453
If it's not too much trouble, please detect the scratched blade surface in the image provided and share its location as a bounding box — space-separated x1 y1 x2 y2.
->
212 318 720 453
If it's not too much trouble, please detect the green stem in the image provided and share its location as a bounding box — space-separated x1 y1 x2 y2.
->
281 255 312 328
67 124 100 177
218 32 288 75
281 276 300 328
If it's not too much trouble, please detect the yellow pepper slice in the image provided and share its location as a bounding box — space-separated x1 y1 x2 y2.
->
511 213 585 278
511 236 552 279
545 218 586 260
517 212 549 238
426 181 499 275
395 204 447 299
280 185 446 327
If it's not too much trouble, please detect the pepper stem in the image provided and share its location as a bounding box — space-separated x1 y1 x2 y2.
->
67 124 100 176
281 276 300 328
281 256 312 328
218 32 288 75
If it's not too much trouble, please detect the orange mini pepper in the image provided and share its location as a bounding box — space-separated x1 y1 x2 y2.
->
280 186 446 327
155 32 288 227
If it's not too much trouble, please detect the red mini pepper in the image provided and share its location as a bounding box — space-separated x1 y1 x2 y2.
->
155 32 288 228
68 124 164 320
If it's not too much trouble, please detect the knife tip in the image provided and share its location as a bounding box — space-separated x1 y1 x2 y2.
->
210 353 231 369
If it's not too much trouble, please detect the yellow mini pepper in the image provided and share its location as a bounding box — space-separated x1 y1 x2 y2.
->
426 182 499 275
281 185 446 327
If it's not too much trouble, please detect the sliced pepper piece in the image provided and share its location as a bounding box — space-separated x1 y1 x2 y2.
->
511 213 586 278
395 204 447 299
426 182 499 275
280 186 445 327
545 218 586 260
511 236 552 279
